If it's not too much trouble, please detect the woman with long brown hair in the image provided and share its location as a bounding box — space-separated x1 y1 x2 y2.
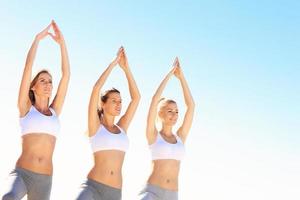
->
2 20 70 200
76 47 140 200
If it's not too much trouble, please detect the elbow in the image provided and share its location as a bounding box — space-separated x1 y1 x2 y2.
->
132 94 141 105
135 92 141 102
187 99 195 110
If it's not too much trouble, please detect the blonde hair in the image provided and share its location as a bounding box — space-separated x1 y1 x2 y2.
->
156 98 177 128
158 98 177 112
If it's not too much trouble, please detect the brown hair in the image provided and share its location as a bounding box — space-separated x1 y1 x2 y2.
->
29 70 52 105
97 88 120 119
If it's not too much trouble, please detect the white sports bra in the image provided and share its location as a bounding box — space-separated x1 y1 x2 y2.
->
150 133 185 161
89 124 129 153
20 106 60 137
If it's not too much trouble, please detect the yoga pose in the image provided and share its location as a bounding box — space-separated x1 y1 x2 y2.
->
76 47 140 200
139 58 195 200
2 20 70 200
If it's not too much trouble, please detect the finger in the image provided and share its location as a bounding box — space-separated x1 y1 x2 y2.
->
119 46 123 53
117 47 121 55
170 66 176 74
48 32 56 40
52 20 60 33
44 23 52 32
172 58 177 67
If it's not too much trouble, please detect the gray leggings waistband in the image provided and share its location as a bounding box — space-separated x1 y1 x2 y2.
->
86 179 121 196
139 184 178 200
76 179 121 200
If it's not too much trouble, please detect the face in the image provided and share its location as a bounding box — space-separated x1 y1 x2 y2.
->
159 102 179 126
102 92 122 116
31 73 53 98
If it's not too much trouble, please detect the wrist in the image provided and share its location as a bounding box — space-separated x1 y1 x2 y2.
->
34 36 41 42
60 41 66 48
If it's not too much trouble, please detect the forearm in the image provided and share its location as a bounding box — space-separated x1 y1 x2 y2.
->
123 67 141 100
60 42 70 77
179 75 195 107
153 73 172 100
93 63 115 90
24 38 39 69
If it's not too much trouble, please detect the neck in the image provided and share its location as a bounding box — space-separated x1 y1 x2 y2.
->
33 97 49 111
160 124 173 136
101 114 115 128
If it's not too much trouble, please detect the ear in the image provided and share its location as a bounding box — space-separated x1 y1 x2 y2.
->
100 101 105 109
158 109 164 119
31 86 36 91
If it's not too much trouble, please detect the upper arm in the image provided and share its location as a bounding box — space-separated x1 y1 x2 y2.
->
117 97 140 132
18 67 33 117
146 97 160 145
88 86 101 137
177 104 195 143
50 75 70 116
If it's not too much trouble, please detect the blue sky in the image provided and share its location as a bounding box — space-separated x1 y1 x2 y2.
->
0 1 299 199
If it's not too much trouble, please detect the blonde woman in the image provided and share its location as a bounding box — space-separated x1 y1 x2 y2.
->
139 58 195 200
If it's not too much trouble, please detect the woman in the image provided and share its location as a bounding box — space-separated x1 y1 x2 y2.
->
139 57 195 200
2 20 70 200
76 47 140 200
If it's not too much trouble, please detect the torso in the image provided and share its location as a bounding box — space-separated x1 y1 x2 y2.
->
148 160 181 190
16 133 56 175
16 105 59 175
88 124 129 189
148 132 185 191
88 150 125 189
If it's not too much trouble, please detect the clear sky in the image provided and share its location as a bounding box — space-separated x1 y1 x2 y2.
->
0 0 299 199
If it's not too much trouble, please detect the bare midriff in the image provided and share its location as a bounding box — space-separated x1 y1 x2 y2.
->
16 133 56 175
88 150 125 189
148 159 181 191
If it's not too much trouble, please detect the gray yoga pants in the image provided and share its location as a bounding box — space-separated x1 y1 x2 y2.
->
76 179 121 200
139 184 178 200
2 167 52 200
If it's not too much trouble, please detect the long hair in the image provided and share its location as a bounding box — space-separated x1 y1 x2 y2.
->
97 88 120 120
29 70 52 105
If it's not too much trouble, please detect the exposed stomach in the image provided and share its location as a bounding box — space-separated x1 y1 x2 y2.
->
88 150 126 189
16 133 56 175
148 160 181 191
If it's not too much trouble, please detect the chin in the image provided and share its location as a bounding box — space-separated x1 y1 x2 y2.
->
114 112 121 116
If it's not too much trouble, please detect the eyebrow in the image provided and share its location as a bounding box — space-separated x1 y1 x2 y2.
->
38 77 52 80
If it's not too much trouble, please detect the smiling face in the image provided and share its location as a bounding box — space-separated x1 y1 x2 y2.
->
29 70 53 104
31 72 53 98
101 91 122 117
158 100 179 126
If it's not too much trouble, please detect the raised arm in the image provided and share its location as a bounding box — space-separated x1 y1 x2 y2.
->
49 20 70 116
18 23 52 117
88 48 122 136
174 58 195 143
146 65 176 144
117 47 141 132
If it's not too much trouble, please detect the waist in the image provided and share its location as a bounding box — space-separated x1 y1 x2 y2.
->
88 167 123 189
88 152 125 188
22 132 57 140
148 160 181 190
16 155 53 175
